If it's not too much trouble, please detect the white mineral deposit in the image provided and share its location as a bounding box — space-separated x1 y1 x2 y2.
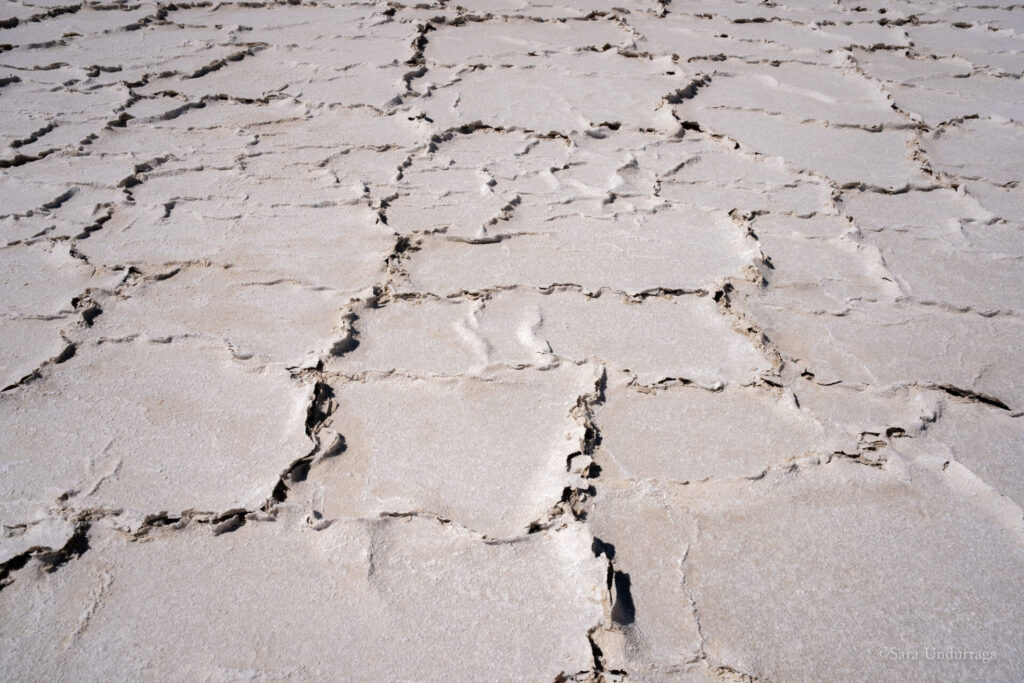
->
1 0 1022 680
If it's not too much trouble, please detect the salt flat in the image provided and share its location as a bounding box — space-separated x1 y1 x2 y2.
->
1 0 1023 680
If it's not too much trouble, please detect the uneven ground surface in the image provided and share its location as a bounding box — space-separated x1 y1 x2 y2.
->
1 0 1024 680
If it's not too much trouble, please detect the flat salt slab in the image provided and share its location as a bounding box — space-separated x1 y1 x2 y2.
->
788 380 939 444
751 213 853 239
0 152 134 229
0 174 76 222
331 289 769 386
424 18 633 65
132 39 411 105
444 0 662 20
0 242 120 318
674 62 906 127
587 483 704 673
115 165 359 213
385 166 514 239
737 296 1024 412
629 14 817 63
961 181 1024 224
658 161 831 217
839 187 994 236
2 30 228 86
756 231 902 312
704 15 897 53
81 204 392 292
862 230 1024 312
595 380 830 484
908 398 1024 508
299 364 598 538
0 6 152 49
165 4 381 37
680 107 925 189
905 23 1024 63
920 118 1024 186
0 516 605 680
399 206 757 295
886 76 1024 127
418 52 690 134
88 265 352 366
0 339 312 525
0 81 125 153
851 48 974 85
253 105 431 152
0 317 72 390
681 461 1024 681
279 65 409 108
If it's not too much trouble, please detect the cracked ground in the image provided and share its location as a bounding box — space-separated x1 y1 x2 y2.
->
1 0 1024 679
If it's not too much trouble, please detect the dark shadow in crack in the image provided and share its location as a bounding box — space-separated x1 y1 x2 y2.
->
611 571 636 626
591 536 616 560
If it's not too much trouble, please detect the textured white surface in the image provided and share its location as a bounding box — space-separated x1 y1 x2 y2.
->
1 0 1023 680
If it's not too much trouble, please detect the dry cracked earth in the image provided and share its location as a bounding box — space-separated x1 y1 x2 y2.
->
1 0 1024 680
